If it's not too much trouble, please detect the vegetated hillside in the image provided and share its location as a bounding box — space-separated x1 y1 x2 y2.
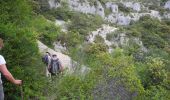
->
0 0 170 100
35 0 170 100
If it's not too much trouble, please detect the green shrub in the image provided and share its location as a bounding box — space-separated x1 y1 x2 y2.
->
46 67 102 99
141 32 166 48
0 0 32 26
126 16 170 48
83 43 108 56
118 3 131 13
136 57 167 88
57 31 83 48
126 28 141 37
0 0 54 99
68 13 104 35
106 32 118 41
94 35 105 43
104 8 112 16
92 50 145 99
27 15 61 47
0 24 48 99
148 5 166 15
45 7 73 21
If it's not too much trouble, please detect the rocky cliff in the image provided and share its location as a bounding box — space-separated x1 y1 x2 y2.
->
47 0 170 25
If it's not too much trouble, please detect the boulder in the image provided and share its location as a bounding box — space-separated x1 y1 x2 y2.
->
164 0 170 9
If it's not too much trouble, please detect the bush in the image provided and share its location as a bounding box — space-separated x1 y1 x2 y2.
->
0 24 48 99
92 50 145 99
106 32 118 41
118 3 131 13
44 7 73 21
83 43 108 56
52 75 94 99
68 13 104 36
94 35 105 43
147 57 167 85
136 57 167 88
57 31 83 48
104 8 112 16
28 15 61 48
141 32 166 48
0 0 31 25
47 49 145 99
0 0 53 99
126 28 141 37
126 16 170 49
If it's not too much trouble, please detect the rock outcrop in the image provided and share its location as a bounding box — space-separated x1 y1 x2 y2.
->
164 0 170 9
86 24 147 53
47 0 169 25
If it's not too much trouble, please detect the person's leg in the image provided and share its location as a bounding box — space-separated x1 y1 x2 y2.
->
46 66 49 77
49 72 51 78
0 84 4 100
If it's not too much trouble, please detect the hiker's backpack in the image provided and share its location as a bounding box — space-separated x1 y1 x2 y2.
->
49 59 60 75
42 55 49 65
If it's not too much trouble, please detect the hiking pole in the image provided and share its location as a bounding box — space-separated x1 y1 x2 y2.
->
20 82 24 100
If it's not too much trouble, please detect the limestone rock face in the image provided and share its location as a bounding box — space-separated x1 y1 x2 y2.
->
96 1 105 18
47 0 170 26
122 2 141 12
164 0 170 9
117 15 131 25
86 24 147 53
150 10 161 20
164 13 170 19
124 2 133 8
105 2 118 13
48 0 61 8
133 3 141 11
68 0 96 14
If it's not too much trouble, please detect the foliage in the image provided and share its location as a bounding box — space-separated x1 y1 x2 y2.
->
68 13 104 35
135 57 169 100
0 20 47 100
104 8 112 16
94 35 105 43
148 5 166 15
0 0 31 26
83 43 108 56
46 48 146 99
0 0 58 99
126 15 170 49
146 48 170 61
90 49 145 99
160 0 169 5
117 3 131 13
42 7 73 21
1 0 170 99
146 57 167 86
126 28 141 37
106 31 118 41
49 73 96 100
30 6 62 48
57 31 83 48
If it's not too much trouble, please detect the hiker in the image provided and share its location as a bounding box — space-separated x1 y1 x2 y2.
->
42 52 51 77
0 38 22 100
49 54 63 76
